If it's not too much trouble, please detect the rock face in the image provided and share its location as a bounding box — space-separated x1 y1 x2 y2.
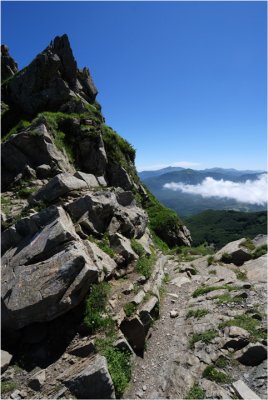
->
1 45 18 81
63 355 115 399
215 238 252 266
2 34 97 115
1 34 193 399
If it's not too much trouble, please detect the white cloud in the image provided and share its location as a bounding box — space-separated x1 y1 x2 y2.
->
137 161 200 172
163 174 268 205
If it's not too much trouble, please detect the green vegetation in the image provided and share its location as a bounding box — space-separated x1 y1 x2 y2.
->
186 309 209 320
131 239 145 257
207 255 215 266
208 270 216 275
136 253 156 279
95 335 132 398
83 282 114 333
241 238 255 251
234 270 248 281
102 124 136 164
17 186 37 199
184 210 267 250
3 119 32 141
53 130 75 162
215 356 229 368
143 190 183 249
219 314 267 342
163 272 171 284
186 384 206 399
189 330 218 349
123 302 137 318
215 293 244 304
192 284 240 298
202 365 231 383
0 381 17 394
98 235 115 258
252 244 267 259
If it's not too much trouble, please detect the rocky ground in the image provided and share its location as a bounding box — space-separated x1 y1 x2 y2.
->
125 247 267 399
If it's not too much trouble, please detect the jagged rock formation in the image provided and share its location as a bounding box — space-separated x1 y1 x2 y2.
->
1 34 192 399
1 45 18 82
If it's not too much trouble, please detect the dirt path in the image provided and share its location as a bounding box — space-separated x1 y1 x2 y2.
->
124 255 267 399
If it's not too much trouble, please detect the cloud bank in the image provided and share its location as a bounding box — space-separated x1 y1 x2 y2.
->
163 174 268 205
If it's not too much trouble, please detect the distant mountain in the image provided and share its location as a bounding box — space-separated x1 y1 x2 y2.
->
184 210 267 249
138 166 185 180
139 167 267 216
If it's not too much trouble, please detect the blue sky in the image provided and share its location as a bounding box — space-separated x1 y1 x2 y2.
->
2 1 267 171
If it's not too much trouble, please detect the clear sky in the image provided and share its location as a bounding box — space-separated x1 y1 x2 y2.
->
1 1 267 171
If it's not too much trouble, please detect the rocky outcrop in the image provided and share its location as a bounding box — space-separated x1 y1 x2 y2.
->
2 123 74 189
2 34 97 115
62 355 115 399
215 238 252 266
1 45 18 82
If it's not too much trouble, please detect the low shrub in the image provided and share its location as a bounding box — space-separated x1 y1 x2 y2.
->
202 365 231 383
123 302 137 318
131 239 145 257
136 254 156 279
189 330 218 349
83 282 114 333
186 384 206 399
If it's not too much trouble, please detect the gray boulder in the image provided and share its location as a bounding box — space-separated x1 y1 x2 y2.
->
74 171 99 188
107 163 133 190
31 172 87 203
215 238 252 266
78 133 108 176
1 207 99 329
85 240 117 279
120 316 146 355
63 355 115 399
2 240 98 330
1 349 13 372
243 254 267 282
110 233 138 265
28 369 46 391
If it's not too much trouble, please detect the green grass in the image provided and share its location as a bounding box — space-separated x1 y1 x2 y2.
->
189 330 218 349
219 314 267 342
207 255 215 266
215 293 244 304
96 337 132 398
3 119 31 141
163 273 171 284
186 384 206 399
215 356 229 368
102 124 136 164
234 270 248 281
131 239 145 257
186 309 209 320
192 284 240 298
252 244 267 259
17 186 37 199
123 302 137 318
136 254 156 279
98 240 115 258
221 252 233 263
0 381 17 394
202 365 231 383
241 238 255 251
83 282 114 333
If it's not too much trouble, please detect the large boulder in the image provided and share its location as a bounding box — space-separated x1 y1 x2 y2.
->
2 34 97 115
243 254 267 283
31 172 88 203
63 355 115 399
215 238 252 266
1 207 100 330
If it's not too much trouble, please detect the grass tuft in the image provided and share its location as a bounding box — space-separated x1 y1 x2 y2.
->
189 330 218 349
202 365 231 383
186 384 206 399
186 309 209 320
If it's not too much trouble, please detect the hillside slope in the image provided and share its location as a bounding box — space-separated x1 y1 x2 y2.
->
184 210 267 249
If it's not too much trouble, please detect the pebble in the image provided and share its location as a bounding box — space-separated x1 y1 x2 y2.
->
170 310 179 318
142 385 147 391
